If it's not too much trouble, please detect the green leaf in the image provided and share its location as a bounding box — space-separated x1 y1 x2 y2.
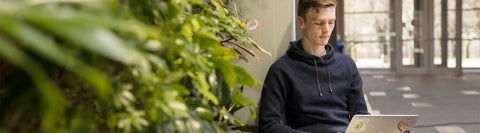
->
0 35 65 132
188 72 219 105
213 46 238 59
210 0 226 16
234 65 258 86
185 119 203 132
248 106 257 120
195 107 214 120
233 17 246 29
197 32 219 49
210 58 236 88
230 87 255 106
233 117 244 126
181 24 193 41
212 71 231 107
0 14 112 98
23 10 146 65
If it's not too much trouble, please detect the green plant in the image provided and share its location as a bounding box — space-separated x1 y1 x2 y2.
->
210 0 271 61
0 0 266 132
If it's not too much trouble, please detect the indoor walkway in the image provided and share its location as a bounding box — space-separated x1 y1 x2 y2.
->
361 71 480 133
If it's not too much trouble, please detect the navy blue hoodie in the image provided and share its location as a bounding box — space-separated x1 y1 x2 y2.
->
258 39 369 133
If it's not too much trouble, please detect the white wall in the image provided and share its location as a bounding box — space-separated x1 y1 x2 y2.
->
233 0 294 125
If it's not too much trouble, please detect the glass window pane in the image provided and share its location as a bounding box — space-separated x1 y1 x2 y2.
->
462 0 480 68
344 0 391 68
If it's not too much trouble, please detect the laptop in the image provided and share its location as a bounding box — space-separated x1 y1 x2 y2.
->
345 114 419 133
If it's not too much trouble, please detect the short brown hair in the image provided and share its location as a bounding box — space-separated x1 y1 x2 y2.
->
297 0 336 20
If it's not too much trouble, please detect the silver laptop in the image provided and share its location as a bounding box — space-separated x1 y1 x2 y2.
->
345 114 419 133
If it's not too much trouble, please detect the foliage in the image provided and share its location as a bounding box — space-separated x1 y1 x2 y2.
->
0 0 265 132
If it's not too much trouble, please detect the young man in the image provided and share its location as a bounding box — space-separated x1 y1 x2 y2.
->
258 0 369 132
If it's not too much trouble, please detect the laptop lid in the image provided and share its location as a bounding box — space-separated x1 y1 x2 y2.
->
345 114 419 133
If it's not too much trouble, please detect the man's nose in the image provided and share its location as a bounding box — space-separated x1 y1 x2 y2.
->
322 23 330 33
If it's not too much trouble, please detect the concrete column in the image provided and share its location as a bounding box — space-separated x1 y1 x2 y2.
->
455 0 463 76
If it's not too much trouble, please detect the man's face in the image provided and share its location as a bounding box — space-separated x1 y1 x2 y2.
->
298 7 336 46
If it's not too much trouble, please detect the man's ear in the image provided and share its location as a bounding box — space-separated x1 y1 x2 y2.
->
297 16 305 29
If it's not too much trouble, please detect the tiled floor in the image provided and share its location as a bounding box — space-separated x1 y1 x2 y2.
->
361 72 480 133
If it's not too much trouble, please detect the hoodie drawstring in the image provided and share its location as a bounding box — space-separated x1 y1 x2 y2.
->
326 59 333 94
314 59 323 96
314 58 333 97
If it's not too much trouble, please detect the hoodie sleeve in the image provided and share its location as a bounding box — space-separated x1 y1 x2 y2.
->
347 62 370 117
258 62 308 133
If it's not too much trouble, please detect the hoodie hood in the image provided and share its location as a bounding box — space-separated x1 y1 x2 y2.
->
287 39 334 97
287 39 336 65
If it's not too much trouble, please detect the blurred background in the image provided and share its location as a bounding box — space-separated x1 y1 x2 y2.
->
236 0 479 132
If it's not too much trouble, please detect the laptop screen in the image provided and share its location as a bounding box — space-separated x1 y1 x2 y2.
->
345 114 419 133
